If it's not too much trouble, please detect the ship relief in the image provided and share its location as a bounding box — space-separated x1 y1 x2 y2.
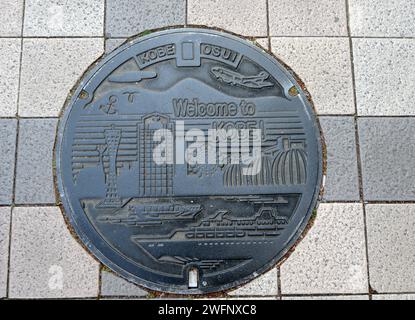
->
210 66 274 89
56 29 322 293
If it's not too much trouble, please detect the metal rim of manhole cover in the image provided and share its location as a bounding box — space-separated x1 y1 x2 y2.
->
55 28 323 294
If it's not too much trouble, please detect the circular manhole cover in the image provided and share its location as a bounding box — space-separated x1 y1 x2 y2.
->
55 28 323 294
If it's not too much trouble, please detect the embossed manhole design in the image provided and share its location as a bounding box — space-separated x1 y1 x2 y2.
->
55 28 323 294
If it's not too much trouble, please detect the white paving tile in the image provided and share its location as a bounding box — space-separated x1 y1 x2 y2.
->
188 0 267 36
24 0 104 36
366 204 415 293
349 0 415 37
0 39 21 117
269 0 348 36
353 38 415 116
9 206 99 298
228 268 278 296
0 0 24 36
0 207 11 298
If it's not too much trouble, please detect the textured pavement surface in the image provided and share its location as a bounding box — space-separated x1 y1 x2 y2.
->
0 0 414 300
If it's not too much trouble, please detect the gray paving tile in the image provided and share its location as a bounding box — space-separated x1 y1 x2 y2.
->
188 0 267 36
282 295 369 300
320 117 359 201
100 297 148 300
228 268 278 296
0 207 11 298
358 118 415 201
106 0 185 38
197 296 277 300
0 0 23 36
271 37 354 115
19 38 104 117
268 0 348 36
15 119 58 204
9 206 99 298
0 120 17 205
353 39 415 116
105 38 127 55
366 204 415 293
24 0 104 36
101 271 147 297
280 203 368 294
0 39 21 117
349 0 415 37
372 294 415 301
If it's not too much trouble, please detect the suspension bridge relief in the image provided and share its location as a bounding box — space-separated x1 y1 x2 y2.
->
97 127 122 208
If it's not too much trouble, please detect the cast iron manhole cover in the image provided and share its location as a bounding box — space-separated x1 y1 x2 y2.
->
55 28 322 294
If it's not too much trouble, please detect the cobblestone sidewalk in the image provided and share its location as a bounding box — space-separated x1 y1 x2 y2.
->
0 0 414 300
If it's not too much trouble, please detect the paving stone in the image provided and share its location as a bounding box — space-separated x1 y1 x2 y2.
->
366 204 415 293
228 268 278 296
188 0 267 36
319 117 359 201
0 120 17 205
280 203 368 294
358 118 415 201
19 38 104 117
268 0 347 36
106 0 185 38
283 295 369 300
105 38 127 55
0 0 24 36
372 294 415 301
0 39 21 117
353 39 415 116
0 207 11 298
101 271 147 297
255 38 269 51
15 119 58 204
9 206 99 298
271 37 354 115
349 0 415 37
24 0 104 36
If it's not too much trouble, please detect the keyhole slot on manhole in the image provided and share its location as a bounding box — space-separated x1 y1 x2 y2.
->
188 268 199 288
